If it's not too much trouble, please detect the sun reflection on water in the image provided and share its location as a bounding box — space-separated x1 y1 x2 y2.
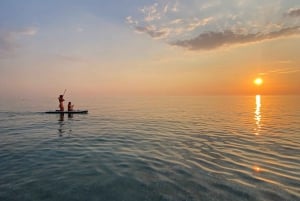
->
254 95 261 135
253 165 262 173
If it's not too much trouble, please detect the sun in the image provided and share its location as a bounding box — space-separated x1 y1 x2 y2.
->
254 78 263 86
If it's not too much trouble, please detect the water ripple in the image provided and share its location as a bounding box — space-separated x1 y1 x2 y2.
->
0 96 299 200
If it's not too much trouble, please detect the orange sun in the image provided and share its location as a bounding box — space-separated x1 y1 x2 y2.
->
254 78 263 86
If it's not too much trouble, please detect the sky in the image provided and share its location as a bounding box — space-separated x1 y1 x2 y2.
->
0 0 300 98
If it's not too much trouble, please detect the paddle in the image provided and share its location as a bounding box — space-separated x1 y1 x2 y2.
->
63 89 67 96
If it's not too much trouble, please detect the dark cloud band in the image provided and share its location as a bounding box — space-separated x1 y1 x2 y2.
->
287 8 300 17
170 26 300 50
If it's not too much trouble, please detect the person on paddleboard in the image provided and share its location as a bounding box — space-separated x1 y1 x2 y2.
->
58 95 65 111
68 102 74 111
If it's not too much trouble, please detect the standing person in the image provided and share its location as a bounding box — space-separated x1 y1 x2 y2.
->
58 95 65 111
68 102 74 111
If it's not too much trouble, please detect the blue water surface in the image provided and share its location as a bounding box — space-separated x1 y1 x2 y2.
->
0 96 299 201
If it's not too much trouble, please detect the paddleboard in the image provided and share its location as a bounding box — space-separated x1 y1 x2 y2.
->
45 110 88 114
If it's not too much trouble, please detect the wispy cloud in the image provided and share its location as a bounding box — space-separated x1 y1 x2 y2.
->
140 3 161 22
135 25 170 39
127 1 214 40
127 1 300 51
0 27 38 58
200 0 221 10
126 16 137 25
186 17 214 32
170 18 183 25
260 67 300 76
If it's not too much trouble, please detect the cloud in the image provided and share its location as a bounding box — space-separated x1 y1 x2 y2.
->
171 26 300 50
135 25 170 39
126 1 213 40
127 1 300 51
287 8 300 17
140 3 161 22
126 16 137 25
260 67 300 76
186 17 214 32
171 1 179 12
200 1 221 10
278 60 293 64
0 27 38 58
270 67 300 74
163 4 169 13
170 18 183 25
134 16 213 39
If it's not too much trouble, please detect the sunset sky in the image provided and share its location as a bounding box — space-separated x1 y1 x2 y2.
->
0 0 299 98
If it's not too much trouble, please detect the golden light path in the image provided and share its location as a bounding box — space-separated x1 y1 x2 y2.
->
254 95 261 136
253 94 262 174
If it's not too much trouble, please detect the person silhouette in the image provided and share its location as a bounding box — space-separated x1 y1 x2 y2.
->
68 102 74 111
58 95 65 111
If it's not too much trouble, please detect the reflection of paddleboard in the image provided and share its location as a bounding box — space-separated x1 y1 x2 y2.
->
45 110 88 114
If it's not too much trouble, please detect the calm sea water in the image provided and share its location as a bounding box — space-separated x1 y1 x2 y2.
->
0 96 299 201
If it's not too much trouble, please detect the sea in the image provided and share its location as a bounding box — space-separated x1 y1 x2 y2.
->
0 95 299 201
